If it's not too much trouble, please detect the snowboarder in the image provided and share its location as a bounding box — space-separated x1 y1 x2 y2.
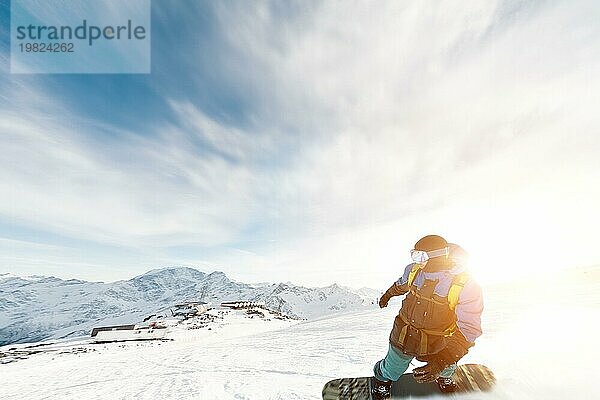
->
372 235 483 399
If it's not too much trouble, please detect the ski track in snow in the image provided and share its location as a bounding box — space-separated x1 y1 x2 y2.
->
1 269 599 399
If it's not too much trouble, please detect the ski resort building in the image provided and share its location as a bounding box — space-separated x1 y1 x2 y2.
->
90 324 167 342
221 301 266 309
171 301 211 317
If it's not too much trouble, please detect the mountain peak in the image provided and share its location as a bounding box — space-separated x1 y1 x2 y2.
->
0 272 17 280
143 266 205 276
132 267 207 282
203 271 230 282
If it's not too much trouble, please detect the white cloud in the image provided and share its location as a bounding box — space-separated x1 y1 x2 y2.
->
0 107 262 248
1 1 599 286
203 0 600 286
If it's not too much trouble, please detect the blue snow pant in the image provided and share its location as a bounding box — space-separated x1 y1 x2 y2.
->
373 344 457 382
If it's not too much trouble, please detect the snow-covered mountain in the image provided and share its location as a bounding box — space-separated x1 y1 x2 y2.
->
0 268 379 345
2 267 598 400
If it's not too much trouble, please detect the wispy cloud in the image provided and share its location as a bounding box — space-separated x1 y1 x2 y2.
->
1 0 599 287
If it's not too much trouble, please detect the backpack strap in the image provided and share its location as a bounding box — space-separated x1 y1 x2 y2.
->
447 272 469 311
407 263 423 287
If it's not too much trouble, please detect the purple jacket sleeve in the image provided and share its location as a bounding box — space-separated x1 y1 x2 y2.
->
454 279 484 343
436 278 484 365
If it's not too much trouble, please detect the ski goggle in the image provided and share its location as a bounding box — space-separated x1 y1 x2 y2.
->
410 247 449 263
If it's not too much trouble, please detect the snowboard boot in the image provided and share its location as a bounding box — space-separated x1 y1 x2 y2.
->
436 376 457 393
370 377 392 400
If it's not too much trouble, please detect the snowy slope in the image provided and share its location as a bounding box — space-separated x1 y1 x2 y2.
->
1 266 598 400
0 268 379 345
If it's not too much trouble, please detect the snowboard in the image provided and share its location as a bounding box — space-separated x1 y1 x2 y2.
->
322 364 495 399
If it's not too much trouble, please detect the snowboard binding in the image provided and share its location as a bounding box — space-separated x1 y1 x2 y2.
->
435 376 458 393
370 377 392 400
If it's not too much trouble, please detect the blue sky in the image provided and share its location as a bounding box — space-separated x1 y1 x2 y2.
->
1 0 599 288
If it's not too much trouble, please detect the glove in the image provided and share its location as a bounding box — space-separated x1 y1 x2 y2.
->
413 330 474 383
379 294 391 308
412 351 452 383
379 281 408 308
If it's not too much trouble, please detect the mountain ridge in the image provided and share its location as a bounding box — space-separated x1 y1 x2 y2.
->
0 267 379 346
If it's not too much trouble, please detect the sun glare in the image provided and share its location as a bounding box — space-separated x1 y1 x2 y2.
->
446 203 566 284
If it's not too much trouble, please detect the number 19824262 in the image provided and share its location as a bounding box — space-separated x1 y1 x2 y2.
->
19 43 74 53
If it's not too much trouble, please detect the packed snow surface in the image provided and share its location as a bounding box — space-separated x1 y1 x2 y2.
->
1 266 598 399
